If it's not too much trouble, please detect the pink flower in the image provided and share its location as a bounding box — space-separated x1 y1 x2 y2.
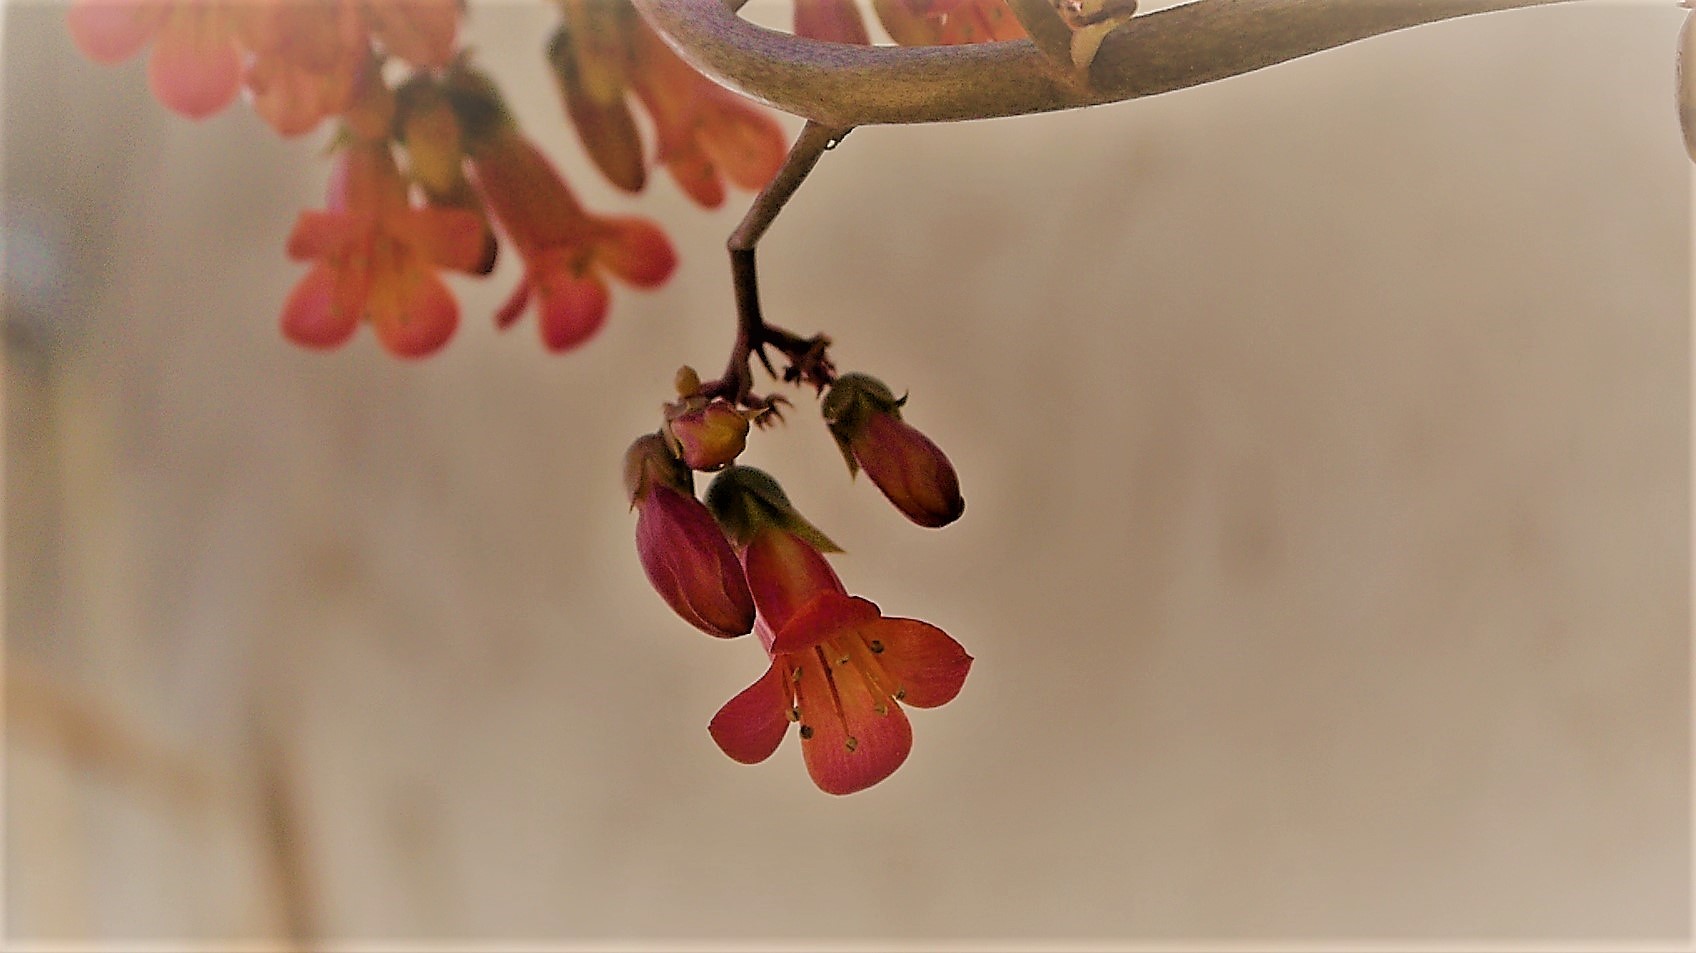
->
626 435 755 638
822 373 965 528
708 523 971 795
67 0 244 119
281 138 487 357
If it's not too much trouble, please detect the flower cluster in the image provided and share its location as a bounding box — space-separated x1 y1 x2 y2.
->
629 367 969 794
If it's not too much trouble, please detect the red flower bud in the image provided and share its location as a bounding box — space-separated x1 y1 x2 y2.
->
822 374 965 528
665 398 750 471
625 436 754 637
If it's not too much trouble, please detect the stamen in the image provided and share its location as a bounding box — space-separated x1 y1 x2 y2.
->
844 736 858 753
799 724 814 740
868 640 884 654
895 689 906 701
787 707 800 723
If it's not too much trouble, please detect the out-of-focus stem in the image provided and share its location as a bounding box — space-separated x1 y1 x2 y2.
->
632 0 1590 127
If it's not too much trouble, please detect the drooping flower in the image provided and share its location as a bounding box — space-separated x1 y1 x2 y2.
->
626 434 756 638
705 467 971 795
547 1 647 192
446 66 677 351
822 373 965 528
239 0 367 137
626 15 788 209
66 0 245 119
281 136 487 357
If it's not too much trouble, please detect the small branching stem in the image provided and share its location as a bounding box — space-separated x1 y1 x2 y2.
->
703 121 849 412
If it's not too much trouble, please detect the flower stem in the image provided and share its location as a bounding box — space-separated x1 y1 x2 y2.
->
703 121 849 412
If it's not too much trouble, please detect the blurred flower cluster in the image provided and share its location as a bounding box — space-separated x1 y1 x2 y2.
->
69 0 1016 793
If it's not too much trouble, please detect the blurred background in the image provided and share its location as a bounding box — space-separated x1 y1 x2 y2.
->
3 0 1691 945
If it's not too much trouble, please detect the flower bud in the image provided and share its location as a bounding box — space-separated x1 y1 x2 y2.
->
625 435 754 637
665 397 750 471
821 374 964 528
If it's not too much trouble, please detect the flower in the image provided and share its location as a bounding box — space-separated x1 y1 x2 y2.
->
822 373 965 528
626 15 787 209
625 435 756 638
547 2 647 192
447 67 677 351
280 136 488 357
66 0 245 119
872 0 1026 46
793 0 871 44
665 397 751 471
707 521 972 795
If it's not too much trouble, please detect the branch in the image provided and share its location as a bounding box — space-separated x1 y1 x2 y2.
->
630 0 1589 127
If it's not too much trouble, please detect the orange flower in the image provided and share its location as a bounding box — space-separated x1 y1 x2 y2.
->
66 0 244 119
709 525 971 795
627 16 787 209
281 138 487 357
465 110 676 352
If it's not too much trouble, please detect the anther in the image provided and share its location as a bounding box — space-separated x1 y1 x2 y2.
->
868 640 884 654
787 707 800 723
799 724 814 740
894 688 906 701
844 736 858 752
836 655 849 667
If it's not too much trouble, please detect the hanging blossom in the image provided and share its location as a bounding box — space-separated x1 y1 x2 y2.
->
703 467 971 795
66 0 247 118
443 65 677 352
280 75 487 357
66 0 465 135
546 0 787 208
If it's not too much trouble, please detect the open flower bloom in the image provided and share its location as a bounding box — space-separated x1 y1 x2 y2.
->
67 0 245 118
627 17 787 209
709 525 972 795
281 138 487 357
468 124 676 351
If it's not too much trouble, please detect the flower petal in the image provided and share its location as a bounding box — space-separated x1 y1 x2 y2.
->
285 210 361 261
770 592 881 656
708 663 791 764
146 5 241 119
795 647 912 795
493 276 532 330
66 0 163 64
697 100 788 192
401 206 489 274
535 268 609 352
280 264 359 350
366 262 459 358
743 529 850 634
863 617 971 708
594 217 676 289
364 0 460 68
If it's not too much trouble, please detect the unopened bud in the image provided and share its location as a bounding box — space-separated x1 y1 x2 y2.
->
625 434 754 637
665 397 749 471
822 373 964 528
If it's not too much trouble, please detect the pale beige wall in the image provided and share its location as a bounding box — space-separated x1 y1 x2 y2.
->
4 1 1690 943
